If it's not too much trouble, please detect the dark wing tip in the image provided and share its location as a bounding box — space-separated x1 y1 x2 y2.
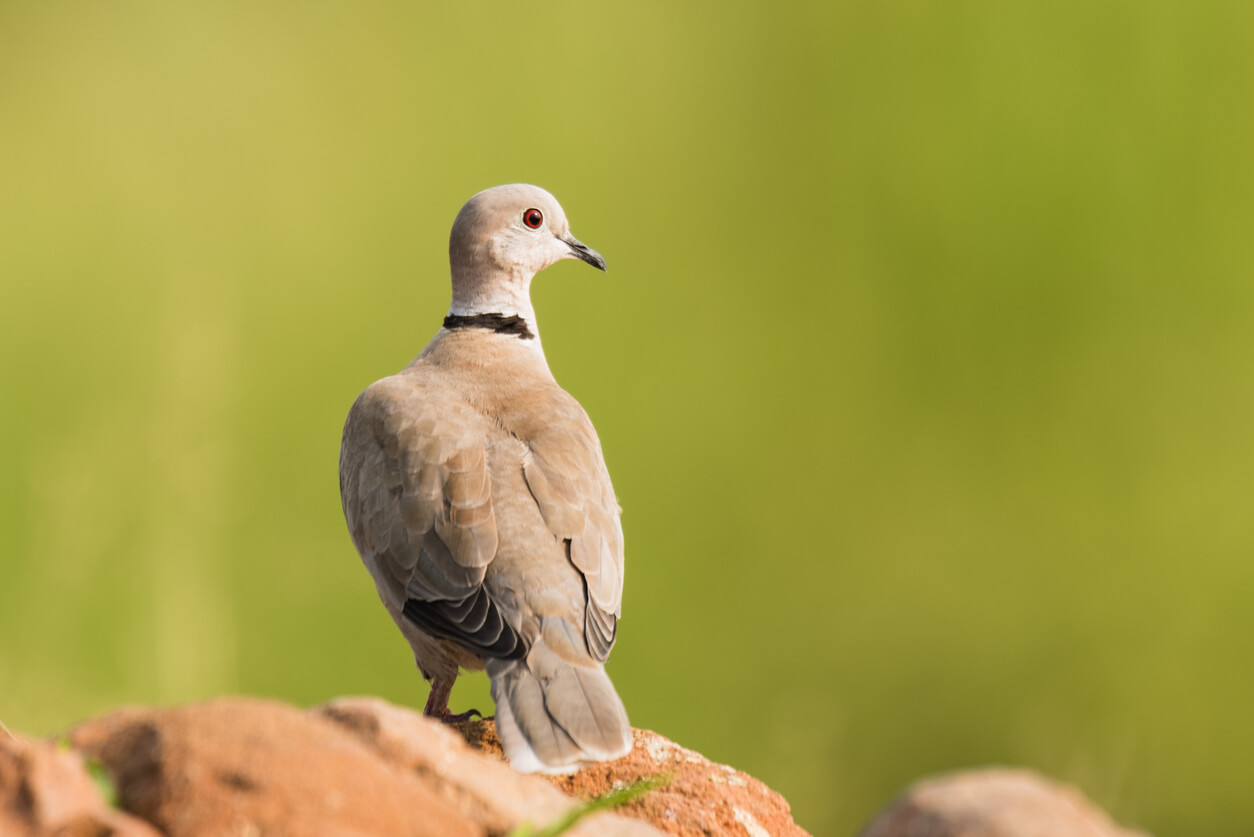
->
403 589 529 660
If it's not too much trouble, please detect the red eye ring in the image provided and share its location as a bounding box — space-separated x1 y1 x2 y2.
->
522 208 544 229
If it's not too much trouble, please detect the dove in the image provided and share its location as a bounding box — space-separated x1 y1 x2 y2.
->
339 184 631 773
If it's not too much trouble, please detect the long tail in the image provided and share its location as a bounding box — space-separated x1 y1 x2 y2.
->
488 639 631 774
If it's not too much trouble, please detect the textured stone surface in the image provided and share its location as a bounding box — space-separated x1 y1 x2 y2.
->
68 698 478 837
859 768 1149 837
315 697 663 837
0 731 161 837
2 697 674 836
3 697 1147 837
457 716 810 837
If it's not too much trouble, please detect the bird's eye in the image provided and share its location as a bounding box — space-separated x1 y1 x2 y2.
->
522 208 544 229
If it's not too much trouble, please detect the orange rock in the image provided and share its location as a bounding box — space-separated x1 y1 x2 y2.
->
6 697 1146 837
454 717 812 837
315 697 663 837
0 731 161 837
69 698 479 837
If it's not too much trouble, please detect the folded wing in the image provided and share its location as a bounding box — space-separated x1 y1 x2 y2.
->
521 392 625 663
339 374 526 660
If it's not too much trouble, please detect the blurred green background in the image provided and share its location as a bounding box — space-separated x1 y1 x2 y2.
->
2 2 1252 834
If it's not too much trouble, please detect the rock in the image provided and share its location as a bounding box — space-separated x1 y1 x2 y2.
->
453 715 811 837
2 699 1150 837
859 768 1149 837
69 698 479 837
44 695 802 837
0 730 161 837
314 697 664 837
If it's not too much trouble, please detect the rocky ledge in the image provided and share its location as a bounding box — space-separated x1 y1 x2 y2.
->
1 696 1147 836
1 696 806 837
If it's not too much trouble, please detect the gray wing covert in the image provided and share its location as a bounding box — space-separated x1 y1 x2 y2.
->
338 374 526 659
521 392 624 663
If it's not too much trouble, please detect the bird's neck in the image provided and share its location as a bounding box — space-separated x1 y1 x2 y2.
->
447 267 540 342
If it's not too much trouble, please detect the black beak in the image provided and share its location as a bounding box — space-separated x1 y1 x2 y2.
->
564 236 607 272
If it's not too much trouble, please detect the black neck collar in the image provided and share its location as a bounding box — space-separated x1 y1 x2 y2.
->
442 312 535 340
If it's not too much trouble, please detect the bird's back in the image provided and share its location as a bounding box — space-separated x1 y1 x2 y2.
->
340 327 624 669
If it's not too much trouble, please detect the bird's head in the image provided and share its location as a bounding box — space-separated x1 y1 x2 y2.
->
449 184 606 287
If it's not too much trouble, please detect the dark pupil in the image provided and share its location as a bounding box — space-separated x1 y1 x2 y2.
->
526 211 541 227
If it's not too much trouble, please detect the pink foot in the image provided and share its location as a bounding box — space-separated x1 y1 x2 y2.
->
422 679 484 724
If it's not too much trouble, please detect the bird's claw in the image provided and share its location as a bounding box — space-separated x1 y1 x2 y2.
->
439 708 483 724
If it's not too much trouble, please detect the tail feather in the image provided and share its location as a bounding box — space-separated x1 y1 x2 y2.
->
489 639 631 773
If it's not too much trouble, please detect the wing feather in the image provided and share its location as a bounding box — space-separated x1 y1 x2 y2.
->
339 371 524 660
521 393 625 663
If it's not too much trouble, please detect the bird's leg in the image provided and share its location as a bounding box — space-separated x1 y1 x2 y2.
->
422 678 482 724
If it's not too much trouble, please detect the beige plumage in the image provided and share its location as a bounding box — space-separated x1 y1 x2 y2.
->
338 184 630 773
